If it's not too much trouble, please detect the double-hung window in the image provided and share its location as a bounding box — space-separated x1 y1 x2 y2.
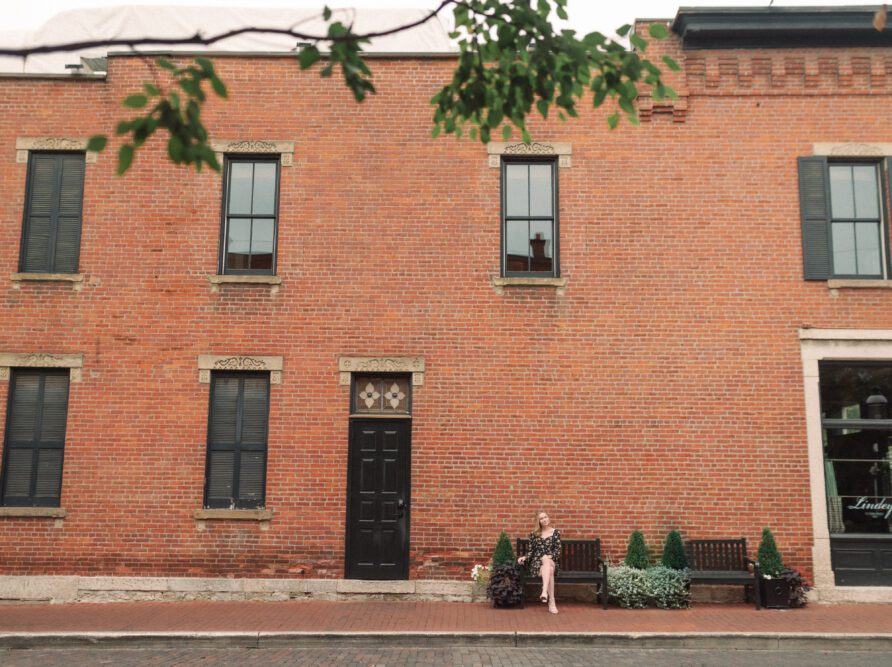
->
799 157 891 280
20 152 85 273
220 158 279 275
1 370 70 507
502 159 558 277
204 372 270 509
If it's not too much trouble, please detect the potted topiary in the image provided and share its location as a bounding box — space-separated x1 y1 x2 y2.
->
660 530 688 571
625 530 652 569
757 528 792 609
486 531 523 608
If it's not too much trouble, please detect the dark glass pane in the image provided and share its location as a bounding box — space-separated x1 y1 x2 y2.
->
852 165 879 219
250 218 274 270
355 378 383 412
529 219 553 273
819 364 892 420
252 162 276 215
228 162 253 215
855 222 881 275
505 219 529 272
832 221 856 275
829 165 855 219
226 218 251 270
529 164 552 217
505 164 529 217
381 378 409 413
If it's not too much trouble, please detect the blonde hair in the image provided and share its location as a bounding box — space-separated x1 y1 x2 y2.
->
533 510 551 537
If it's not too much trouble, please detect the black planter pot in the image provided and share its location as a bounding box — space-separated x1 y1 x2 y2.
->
759 576 792 609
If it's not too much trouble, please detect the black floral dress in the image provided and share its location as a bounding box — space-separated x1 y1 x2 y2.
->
526 529 561 577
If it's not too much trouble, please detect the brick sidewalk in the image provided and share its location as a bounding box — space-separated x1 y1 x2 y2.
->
0 600 889 635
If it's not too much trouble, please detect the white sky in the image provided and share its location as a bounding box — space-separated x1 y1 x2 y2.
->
3 1 878 34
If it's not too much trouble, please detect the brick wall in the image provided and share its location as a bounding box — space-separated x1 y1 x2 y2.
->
1 32 891 581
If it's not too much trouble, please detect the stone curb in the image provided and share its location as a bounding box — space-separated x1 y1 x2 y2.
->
0 632 891 651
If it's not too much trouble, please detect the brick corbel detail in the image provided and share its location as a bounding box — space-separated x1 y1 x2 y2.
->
638 95 688 123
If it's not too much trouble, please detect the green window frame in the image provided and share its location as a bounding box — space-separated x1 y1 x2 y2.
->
219 157 280 275
501 158 559 277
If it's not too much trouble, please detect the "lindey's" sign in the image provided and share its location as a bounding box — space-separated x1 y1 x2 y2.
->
847 496 892 519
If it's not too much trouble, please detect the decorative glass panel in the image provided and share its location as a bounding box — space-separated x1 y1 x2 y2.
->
353 376 410 414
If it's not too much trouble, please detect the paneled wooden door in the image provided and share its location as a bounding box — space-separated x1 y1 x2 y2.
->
345 420 411 580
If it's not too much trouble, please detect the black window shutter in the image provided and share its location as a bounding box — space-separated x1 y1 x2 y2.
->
2 371 69 507
798 156 831 280
22 153 85 273
205 373 269 509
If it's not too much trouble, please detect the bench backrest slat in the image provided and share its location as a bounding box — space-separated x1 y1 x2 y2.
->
515 538 600 573
685 538 748 571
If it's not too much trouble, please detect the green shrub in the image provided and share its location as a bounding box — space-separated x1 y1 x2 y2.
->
492 531 516 567
661 530 688 570
608 565 691 609
607 565 650 608
648 566 691 609
757 528 784 577
624 530 651 569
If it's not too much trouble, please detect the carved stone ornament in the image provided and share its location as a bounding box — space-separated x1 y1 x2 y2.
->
0 352 84 383
209 140 295 167
197 355 284 384
16 137 98 163
339 357 426 386
486 141 572 168
813 143 892 157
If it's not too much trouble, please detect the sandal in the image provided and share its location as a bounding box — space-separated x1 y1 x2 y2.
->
539 594 548 604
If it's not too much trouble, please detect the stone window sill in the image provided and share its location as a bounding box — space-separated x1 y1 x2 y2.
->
828 279 892 291
491 276 568 295
194 508 273 530
0 507 66 527
208 275 281 293
11 273 84 290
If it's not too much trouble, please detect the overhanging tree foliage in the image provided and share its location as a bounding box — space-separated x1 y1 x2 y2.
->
9 2 887 175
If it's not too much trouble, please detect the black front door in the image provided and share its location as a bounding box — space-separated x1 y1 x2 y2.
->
345 420 411 580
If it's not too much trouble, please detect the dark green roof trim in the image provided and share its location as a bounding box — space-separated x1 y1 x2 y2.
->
673 6 892 49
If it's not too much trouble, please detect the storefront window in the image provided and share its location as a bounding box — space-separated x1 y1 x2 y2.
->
820 363 892 534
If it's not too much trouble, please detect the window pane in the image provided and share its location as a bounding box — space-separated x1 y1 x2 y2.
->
832 222 856 275
505 219 529 272
529 164 552 217
829 165 855 219
852 165 879 219
820 364 892 420
226 218 252 270
529 219 554 273
250 218 274 270
252 162 276 215
855 222 881 276
505 164 529 217
228 163 253 215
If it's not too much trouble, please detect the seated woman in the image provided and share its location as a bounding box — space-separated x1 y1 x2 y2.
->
517 510 561 614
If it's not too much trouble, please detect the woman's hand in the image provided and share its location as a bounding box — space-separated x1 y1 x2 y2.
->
517 556 526 564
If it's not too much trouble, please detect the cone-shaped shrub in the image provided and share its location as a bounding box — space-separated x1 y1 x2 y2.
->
661 530 688 570
492 531 516 567
757 528 784 577
624 530 651 569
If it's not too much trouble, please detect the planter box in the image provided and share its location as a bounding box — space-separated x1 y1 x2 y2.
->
759 577 792 609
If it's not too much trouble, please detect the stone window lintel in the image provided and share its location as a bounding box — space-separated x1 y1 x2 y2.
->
339 356 425 386
16 137 98 163
197 354 283 384
487 141 572 168
210 140 295 167
0 353 83 383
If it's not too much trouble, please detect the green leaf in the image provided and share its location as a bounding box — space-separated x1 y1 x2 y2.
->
167 135 184 163
117 144 134 175
210 76 227 98
298 45 321 69
607 113 620 129
615 24 632 37
156 57 177 72
501 124 511 140
143 83 160 97
194 57 214 75
648 23 669 39
662 55 681 72
630 34 647 51
323 5 332 20
431 125 441 138
123 94 148 109
86 135 107 152
115 121 132 135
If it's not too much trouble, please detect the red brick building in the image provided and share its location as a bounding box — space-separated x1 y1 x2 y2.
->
0 6 891 603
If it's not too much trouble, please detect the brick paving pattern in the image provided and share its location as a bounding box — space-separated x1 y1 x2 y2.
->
1 647 889 667
0 600 889 634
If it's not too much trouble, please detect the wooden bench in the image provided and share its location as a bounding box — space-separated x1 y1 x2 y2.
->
685 538 762 610
516 537 608 609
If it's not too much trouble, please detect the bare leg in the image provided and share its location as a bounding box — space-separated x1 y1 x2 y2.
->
539 559 553 601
